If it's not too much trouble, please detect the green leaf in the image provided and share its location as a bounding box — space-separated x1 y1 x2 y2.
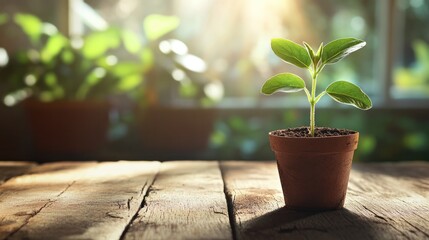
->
140 48 154 72
179 81 198 98
315 42 323 57
41 33 68 63
261 73 306 95
44 72 58 87
322 38 366 64
117 74 142 91
61 49 74 64
14 13 43 44
82 28 121 59
122 30 141 54
326 81 372 110
303 42 315 62
87 68 106 85
143 14 180 41
315 42 323 63
111 62 142 77
271 38 311 68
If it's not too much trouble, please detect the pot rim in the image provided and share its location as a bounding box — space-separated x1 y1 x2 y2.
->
268 128 359 153
268 128 358 139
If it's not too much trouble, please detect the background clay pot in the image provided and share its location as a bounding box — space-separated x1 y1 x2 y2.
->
24 100 110 160
137 107 216 159
269 130 359 210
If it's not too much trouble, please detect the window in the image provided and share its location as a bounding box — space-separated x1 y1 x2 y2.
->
82 0 379 108
2 0 428 107
392 0 429 100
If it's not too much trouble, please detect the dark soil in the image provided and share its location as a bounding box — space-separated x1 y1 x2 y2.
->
271 127 356 138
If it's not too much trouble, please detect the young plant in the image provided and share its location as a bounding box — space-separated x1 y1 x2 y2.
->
261 37 372 136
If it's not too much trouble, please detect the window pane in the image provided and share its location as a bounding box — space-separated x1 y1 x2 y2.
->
85 0 377 107
392 0 429 99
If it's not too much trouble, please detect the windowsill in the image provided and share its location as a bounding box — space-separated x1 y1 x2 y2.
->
170 97 429 110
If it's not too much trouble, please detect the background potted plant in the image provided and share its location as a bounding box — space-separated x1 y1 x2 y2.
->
0 13 158 160
137 39 219 157
261 37 372 210
1 12 218 160
135 17 220 158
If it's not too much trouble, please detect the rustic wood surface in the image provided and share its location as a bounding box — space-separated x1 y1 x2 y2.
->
0 160 428 240
0 161 160 240
124 161 232 240
347 163 429 239
0 161 35 185
220 161 284 240
221 161 429 240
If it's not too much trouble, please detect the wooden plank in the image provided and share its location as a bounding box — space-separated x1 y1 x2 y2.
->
0 161 97 239
0 161 160 240
0 161 35 184
351 162 429 198
220 161 284 240
347 162 429 239
221 161 429 240
123 161 232 240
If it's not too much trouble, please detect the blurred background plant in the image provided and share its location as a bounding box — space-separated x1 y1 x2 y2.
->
0 13 139 104
0 12 216 106
393 40 429 97
0 0 428 162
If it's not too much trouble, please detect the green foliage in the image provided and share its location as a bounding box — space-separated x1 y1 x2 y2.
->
82 28 121 59
394 40 429 95
271 38 311 68
0 13 181 104
143 15 180 41
326 81 372 110
179 82 198 98
14 13 43 44
40 33 68 63
261 37 372 136
122 30 141 54
322 38 366 64
117 74 142 91
1 12 216 107
262 73 305 94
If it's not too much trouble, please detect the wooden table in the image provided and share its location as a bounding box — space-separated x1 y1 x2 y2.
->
0 161 428 240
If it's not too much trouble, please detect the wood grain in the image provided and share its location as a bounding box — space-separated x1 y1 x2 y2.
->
221 161 429 240
124 161 232 240
347 162 429 239
0 161 160 240
1 160 428 240
0 161 35 185
220 161 284 240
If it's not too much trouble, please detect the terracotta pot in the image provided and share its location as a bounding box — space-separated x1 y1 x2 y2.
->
269 130 359 210
0 105 31 159
137 107 216 155
24 100 110 160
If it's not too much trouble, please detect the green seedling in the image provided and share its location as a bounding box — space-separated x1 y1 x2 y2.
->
261 37 372 136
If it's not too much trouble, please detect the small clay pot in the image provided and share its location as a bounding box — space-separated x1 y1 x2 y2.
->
137 106 216 153
24 100 110 160
269 130 359 210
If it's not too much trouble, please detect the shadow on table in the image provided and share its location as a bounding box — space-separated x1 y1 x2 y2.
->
242 207 382 238
242 207 319 231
